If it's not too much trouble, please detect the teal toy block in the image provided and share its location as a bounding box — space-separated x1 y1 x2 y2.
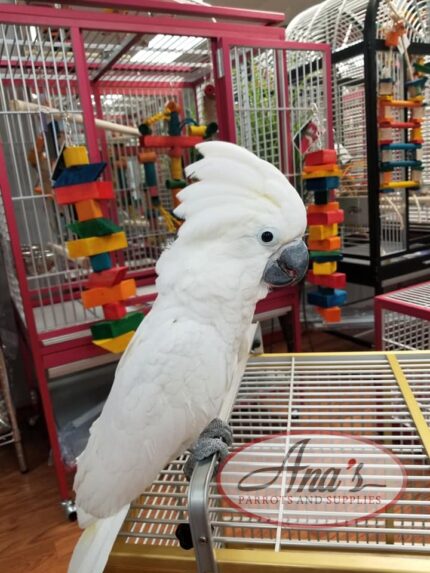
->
90 252 112 272
144 162 157 187
53 162 106 188
380 143 421 151
414 62 430 75
307 288 347 308
381 160 422 170
305 176 340 192
405 77 427 90
310 250 343 263
91 311 144 340
68 218 122 238
166 179 187 189
168 111 181 136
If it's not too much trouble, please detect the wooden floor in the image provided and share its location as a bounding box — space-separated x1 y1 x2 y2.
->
0 331 364 573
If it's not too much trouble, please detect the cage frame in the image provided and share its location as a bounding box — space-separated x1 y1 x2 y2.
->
375 280 430 350
0 1 333 510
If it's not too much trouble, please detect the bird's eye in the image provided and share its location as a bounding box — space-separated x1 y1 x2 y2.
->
258 228 278 246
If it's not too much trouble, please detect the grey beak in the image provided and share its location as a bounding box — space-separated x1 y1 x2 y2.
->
263 239 309 287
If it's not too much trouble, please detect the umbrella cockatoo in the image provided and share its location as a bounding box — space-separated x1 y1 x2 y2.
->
69 141 308 573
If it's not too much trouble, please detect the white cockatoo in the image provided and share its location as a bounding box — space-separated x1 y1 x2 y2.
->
69 141 308 573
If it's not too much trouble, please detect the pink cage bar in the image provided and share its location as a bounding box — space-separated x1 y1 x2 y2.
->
0 0 333 510
375 281 430 351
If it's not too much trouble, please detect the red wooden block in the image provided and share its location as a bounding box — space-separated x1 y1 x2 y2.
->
307 209 344 225
304 149 337 167
307 271 347 289
103 302 127 320
86 266 128 289
142 135 203 148
307 201 340 214
55 181 114 205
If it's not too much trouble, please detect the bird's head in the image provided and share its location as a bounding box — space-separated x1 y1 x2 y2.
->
173 141 308 291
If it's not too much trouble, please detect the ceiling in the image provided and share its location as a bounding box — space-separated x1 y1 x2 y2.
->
207 0 323 23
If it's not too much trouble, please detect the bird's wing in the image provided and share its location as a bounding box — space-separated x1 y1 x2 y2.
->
74 313 231 520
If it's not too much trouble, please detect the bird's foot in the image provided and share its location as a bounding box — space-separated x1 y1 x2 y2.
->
183 418 233 481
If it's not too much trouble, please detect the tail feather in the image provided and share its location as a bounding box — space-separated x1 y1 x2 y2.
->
68 505 130 573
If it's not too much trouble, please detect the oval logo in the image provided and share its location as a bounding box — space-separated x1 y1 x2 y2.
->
217 431 406 528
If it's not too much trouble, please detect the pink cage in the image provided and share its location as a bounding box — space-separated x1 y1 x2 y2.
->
0 0 333 513
375 281 430 351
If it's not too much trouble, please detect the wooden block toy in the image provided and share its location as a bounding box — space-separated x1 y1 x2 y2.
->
170 156 182 180
63 145 89 167
103 302 127 320
92 330 135 354
380 143 421 151
381 160 422 169
91 311 144 340
67 232 127 259
314 190 336 205
310 251 343 263
143 162 157 187
307 288 347 308
90 252 112 272
307 271 346 289
81 278 136 309
316 306 341 323
380 181 420 191
304 149 337 166
55 181 114 205
379 120 418 129
307 201 339 214
308 224 338 241
138 151 157 163
166 179 187 189
75 199 103 221
169 146 183 158
142 135 203 148
308 236 341 251
380 171 393 186
307 210 344 225
304 176 340 192
312 261 337 275
302 167 342 179
86 266 128 289
411 127 424 143
68 217 122 238
303 163 339 174
53 162 106 188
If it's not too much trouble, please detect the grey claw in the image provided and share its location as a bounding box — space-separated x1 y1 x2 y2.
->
183 418 233 480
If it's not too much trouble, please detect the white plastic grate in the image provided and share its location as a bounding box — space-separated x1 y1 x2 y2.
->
384 282 430 310
119 353 430 559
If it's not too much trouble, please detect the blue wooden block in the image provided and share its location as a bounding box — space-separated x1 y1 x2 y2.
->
53 162 106 188
144 162 157 187
380 143 421 151
305 176 340 192
381 160 422 169
90 252 112 272
307 288 347 308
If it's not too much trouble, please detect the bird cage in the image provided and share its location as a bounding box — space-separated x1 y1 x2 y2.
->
375 280 430 349
287 0 430 293
108 352 430 573
0 2 332 511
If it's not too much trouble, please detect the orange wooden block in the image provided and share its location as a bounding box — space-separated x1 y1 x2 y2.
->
55 181 114 205
138 151 157 164
307 202 340 214
316 306 341 323
303 164 338 174
308 236 341 251
75 199 103 222
81 278 136 309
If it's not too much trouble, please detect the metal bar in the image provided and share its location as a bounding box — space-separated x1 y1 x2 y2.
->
25 0 286 26
92 34 141 83
387 353 430 460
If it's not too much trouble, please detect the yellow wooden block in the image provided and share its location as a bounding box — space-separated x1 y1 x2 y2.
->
313 261 337 275
63 146 89 167
75 199 103 222
308 224 338 241
170 156 182 180
92 330 135 353
67 232 127 258
81 279 136 309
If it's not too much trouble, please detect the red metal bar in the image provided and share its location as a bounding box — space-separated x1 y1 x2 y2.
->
213 38 236 143
323 45 335 149
0 144 70 500
26 0 285 26
374 297 383 351
0 4 285 40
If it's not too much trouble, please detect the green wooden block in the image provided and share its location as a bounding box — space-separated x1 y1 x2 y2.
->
68 217 122 238
310 250 343 263
91 311 144 340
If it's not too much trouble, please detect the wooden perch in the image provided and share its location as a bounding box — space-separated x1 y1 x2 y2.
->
10 99 140 137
